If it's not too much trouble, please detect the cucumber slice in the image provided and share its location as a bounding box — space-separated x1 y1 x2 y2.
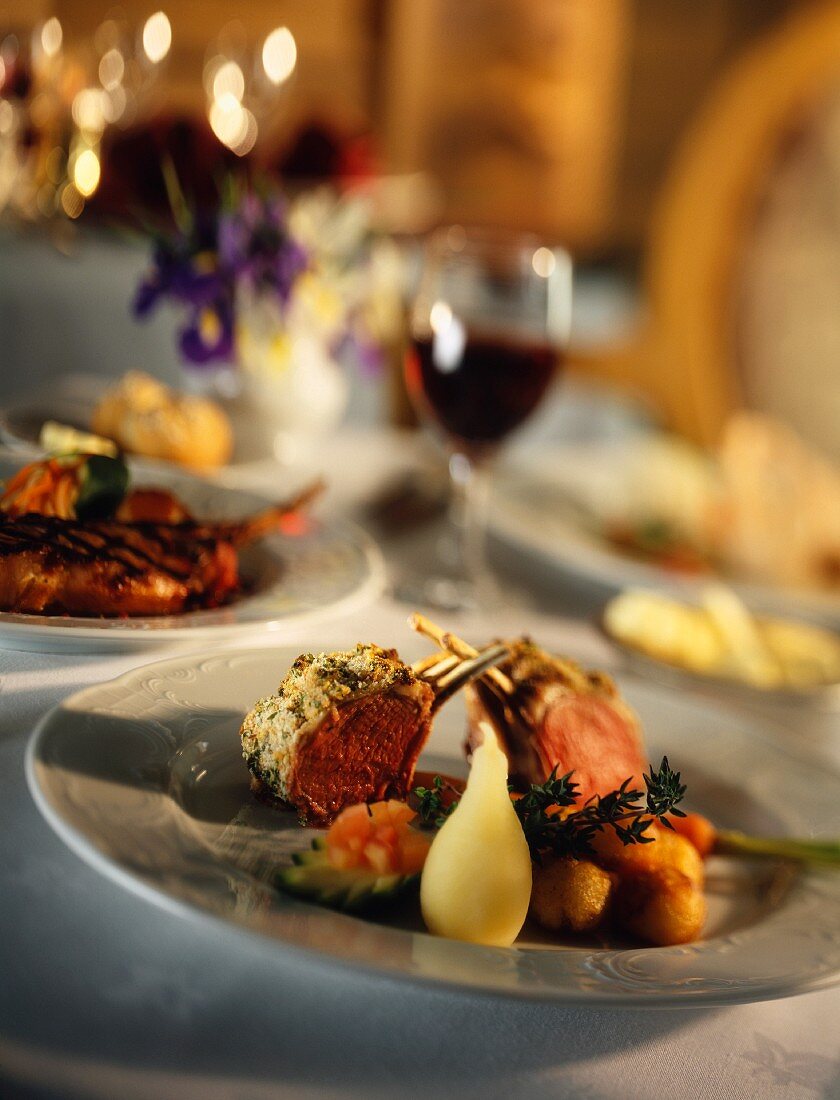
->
291 836 328 866
76 454 129 520
276 847 418 912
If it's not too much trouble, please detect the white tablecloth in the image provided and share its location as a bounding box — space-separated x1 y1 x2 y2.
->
0 224 837 1094
2 589 839 1100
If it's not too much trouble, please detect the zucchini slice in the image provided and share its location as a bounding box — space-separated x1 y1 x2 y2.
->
276 839 419 912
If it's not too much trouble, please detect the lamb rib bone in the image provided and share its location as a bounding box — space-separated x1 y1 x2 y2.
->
412 641 511 711
409 612 516 695
410 614 648 800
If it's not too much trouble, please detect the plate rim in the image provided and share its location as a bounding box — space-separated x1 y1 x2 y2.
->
25 645 840 1008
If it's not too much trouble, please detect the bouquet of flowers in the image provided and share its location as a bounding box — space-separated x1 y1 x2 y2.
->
133 174 405 458
133 174 400 375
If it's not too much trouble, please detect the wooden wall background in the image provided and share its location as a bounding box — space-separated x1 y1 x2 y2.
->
1 0 818 256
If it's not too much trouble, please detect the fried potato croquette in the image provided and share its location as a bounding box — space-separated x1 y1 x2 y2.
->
591 821 705 887
529 857 614 933
614 867 707 946
670 812 716 859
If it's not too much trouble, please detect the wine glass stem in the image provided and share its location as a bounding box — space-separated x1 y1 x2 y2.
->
448 451 494 602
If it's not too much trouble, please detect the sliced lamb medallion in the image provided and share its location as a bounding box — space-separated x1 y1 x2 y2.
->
465 641 647 803
240 644 435 824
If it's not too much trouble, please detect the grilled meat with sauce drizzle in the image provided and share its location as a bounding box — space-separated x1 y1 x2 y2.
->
0 484 320 617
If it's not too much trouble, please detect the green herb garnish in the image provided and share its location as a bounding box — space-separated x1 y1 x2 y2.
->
413 775 459 829
413 758 840 869
413 756 688 862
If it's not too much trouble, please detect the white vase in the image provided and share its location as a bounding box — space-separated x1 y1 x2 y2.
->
225 300 350 464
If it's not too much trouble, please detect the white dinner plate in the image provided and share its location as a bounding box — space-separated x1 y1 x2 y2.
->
0 376 98 454
27 643 840 1006
0 455 385 652
492 443 840 627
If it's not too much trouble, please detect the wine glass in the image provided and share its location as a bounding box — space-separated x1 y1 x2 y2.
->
403 226 573 611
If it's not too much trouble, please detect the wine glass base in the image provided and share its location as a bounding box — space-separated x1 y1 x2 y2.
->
392 574 484 614
391 567 532 616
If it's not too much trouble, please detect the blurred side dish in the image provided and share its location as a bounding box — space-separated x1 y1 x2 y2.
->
90 372 233 471
603 412 840 593
604 585 840 690
712 413 840 592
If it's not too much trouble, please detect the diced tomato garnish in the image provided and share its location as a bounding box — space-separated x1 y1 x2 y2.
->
325 799 431 875
397 830 434 875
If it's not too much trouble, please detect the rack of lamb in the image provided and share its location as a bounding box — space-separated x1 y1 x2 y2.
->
241 640 507 824
410 615 647 803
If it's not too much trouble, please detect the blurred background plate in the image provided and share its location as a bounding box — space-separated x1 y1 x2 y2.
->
0 385 95 455
0 373 242 472
0 453 385 653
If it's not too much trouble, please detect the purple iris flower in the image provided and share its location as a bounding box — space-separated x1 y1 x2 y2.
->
272 237 309 302
218 194 308 302
178 297 235 365
133 276 161 318
132 241 179 316
133 186 313 369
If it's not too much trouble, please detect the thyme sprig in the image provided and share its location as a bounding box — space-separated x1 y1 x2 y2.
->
412 756 688 862
413 775 460 829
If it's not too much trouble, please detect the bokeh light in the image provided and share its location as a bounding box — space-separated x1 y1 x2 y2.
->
73 148 101 197
99 48 124 90
103 85 127 123
429 300 453 333
36 184 55 217
45 146 64 184
213 60 244 102
445 225 466 252
209 93 247 146
94 19 120 55
142 12 171 64
72 88 107 133
233 109 258 156
531 247 557 278
262 27 296 85
40 18 62 59
1 35 18 63
0 100 13 134
208 93 257 156
60 183 84 218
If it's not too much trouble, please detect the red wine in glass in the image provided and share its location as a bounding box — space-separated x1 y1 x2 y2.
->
406 329 558 455
402 227 572 611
